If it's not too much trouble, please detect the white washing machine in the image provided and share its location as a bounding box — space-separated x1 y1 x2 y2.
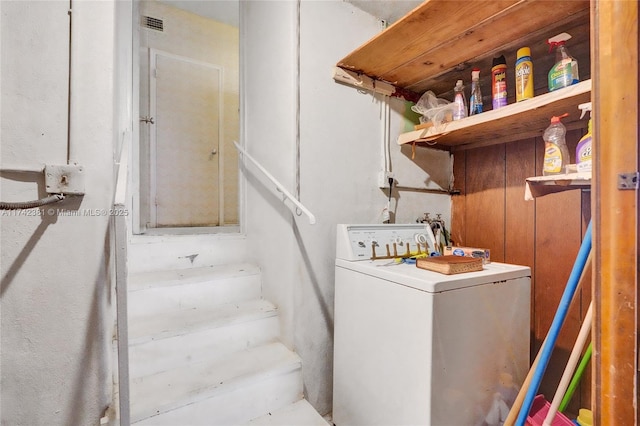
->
333 224 531 426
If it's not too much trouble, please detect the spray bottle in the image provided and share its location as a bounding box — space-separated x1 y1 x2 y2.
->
469 68 483 115
547 32 579 92
453 80 467 120
576 102 592 173
543 113 570 176
491 55 507 109
515 47 534 101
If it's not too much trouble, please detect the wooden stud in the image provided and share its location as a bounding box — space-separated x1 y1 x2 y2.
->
592 0 638 423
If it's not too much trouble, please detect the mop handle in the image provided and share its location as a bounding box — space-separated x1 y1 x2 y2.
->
543 302 593 426
515 221 592 426
505 249 592 426
559 343 593 412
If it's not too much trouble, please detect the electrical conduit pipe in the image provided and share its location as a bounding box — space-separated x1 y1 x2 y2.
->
514 220 592 426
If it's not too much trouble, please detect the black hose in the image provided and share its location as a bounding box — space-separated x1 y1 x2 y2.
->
0 194 65 210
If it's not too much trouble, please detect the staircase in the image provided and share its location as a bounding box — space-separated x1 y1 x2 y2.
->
127 261 329 425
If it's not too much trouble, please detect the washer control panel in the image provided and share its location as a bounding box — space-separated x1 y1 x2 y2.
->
336 224 430 261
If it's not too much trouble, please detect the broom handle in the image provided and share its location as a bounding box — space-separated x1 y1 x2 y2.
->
542 302 593 426
515 233 592 426
559 343 593 412
504 250 593 426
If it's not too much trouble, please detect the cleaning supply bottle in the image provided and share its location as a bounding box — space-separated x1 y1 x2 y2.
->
469 68 483 115
515 47 534 101
576 408 593 426
491 55 507 109
547 32 579 91
576 102 592 173
453 80 467 120
543 113 570 175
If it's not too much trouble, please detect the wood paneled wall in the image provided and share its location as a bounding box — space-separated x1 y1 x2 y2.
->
451 128 592 415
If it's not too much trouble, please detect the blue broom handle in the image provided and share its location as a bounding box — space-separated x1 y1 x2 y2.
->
515 220 592 426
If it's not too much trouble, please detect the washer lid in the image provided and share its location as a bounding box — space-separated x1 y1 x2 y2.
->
335 259 531 293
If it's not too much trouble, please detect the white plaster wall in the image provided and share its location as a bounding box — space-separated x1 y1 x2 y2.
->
242 0 299 362
1 1 118 424
243 0 452 415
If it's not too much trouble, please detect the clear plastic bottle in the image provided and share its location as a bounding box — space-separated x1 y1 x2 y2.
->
469 68 483 116
542 113 570 175
548 33 579 91
453 80 467 120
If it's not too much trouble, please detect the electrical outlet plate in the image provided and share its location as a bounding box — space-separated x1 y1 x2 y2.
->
45 164 85 195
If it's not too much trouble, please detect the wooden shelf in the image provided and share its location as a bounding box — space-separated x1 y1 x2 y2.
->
335 0 591 150
397 79 591 150
524 171 591 200
336 0 590 97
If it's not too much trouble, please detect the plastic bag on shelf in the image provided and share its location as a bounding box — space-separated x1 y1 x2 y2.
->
411 90 455 132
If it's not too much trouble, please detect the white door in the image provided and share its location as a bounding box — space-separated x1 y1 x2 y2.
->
150 50 222 227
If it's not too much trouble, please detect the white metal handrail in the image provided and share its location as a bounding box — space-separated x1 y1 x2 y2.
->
233 141 316 225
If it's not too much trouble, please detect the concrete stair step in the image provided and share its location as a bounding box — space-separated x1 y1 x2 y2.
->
130 342 303 425
128 263 261 320
247 399 330 425
127 234 249 275
128 298 277 345
129 313 280 379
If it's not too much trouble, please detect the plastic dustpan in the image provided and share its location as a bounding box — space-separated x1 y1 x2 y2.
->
526 395 574 426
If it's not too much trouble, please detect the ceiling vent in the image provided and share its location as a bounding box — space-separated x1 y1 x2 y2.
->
141 16 164 32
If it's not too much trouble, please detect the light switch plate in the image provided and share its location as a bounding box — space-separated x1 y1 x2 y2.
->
45 164 85 195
